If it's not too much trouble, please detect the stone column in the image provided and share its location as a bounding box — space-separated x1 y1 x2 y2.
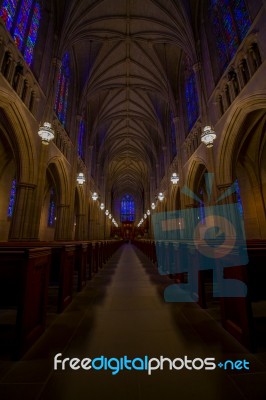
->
55 204 71 240
251 184 266 238
192 62 205 122
173 117 185 209
8 182 37 240
75 213 86 240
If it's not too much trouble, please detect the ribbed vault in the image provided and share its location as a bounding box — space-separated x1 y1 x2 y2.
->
55 0 198 214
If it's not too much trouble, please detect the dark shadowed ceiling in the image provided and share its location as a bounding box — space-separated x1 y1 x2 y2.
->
54 0 199 208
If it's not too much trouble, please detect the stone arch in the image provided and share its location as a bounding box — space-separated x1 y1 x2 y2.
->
216 93 266 184
39 158 70 240
217 96 266 238
0 89 38 183
185 158 208 204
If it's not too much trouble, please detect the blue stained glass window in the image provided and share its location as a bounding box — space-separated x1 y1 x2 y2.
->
235 179 244 216
7 178 16 217
184 62 199 132
120 194 135 222
199 188 205 225
0 0 18 31
24 2 40 65
54 53 70 127
78 119 85 159
48 188 56 227
13 0 33 50
0 0 41 65
209 0 251 74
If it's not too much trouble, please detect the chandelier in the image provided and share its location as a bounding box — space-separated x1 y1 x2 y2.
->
158 192 164 201
77 172 85 185
171 172 179 184
201 125 216 148
38 122 55 145
92 192 98 201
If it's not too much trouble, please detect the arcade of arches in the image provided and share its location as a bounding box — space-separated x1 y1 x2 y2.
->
1 1 266 399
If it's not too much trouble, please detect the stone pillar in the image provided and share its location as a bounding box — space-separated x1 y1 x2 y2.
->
55 204 71 240
7 55 16 84
87 146 93 177
173 117 185 209
192 62 205 121
0 37 6 68
8 182 37 240
251 184 266 238
75 213 86 240
21 79 31 108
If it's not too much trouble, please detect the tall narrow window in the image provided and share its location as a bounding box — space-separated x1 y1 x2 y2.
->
23 2 40 65
120 194 135 222
47 188 56 227
235 179 244 216
199 188 205 225
78 119 85 159
54 53 70 127
209 0 251 76
184 57 199 132
7 178 16 217
0 0 41 65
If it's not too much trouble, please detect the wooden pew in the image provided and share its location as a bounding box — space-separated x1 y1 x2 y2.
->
0 247 51 359
0 242 75 313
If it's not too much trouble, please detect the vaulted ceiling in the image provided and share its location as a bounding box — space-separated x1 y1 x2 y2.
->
54 0 199 205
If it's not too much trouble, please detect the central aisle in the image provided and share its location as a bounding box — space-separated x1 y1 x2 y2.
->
1 243 265 400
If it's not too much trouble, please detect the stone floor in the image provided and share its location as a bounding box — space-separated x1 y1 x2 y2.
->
0 243 266 400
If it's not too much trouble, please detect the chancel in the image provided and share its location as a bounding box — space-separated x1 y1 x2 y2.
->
0 1 266 399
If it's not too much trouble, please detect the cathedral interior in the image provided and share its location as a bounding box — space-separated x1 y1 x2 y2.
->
0 0 266 399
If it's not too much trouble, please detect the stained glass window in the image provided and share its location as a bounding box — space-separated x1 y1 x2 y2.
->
7 178 16 217
209 0 251 74
23 2 41 65
54 53 70 127
199 188 205 225
235 179 244 216
48 188 56 227
78 119 85 159
13 0 33 50
120 194 135 222
184 58 199 132
0 0 41 65
0 0 18 31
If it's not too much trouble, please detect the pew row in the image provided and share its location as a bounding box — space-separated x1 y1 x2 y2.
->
0 247 51 359
133 238 266 351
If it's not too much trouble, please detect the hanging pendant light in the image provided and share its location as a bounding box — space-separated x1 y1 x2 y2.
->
38 122 55 145
201 125 216 148
171 172 179 184
92 192 98 201
77 172 85 185
100 203 105 210
151 203 156 210
158 192 164 201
